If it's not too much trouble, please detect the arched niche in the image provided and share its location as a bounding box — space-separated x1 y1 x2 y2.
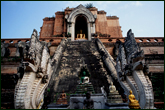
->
66 4 96 41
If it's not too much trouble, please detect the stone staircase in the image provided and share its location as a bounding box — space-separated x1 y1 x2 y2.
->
47 39 111 103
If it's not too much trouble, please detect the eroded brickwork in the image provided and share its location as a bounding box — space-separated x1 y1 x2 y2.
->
53 12 64 35
40 6 123 38
40 17 55 38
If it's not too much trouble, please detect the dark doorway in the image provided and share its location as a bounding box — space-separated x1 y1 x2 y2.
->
75 15 88 40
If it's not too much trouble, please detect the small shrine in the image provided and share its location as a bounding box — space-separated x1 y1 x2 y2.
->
76 62 95 94
56 90 68 105
107 82 123 103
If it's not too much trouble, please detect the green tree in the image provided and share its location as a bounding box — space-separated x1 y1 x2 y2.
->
85 3 93 8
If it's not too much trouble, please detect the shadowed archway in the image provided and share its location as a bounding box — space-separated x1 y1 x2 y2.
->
75 15 88 40
66 4 96 41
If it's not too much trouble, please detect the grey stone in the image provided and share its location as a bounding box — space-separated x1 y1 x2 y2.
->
69 94 105 109
1 42 10 57
115 29 154 109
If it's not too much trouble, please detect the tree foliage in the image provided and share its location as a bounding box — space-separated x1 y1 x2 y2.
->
85 3 93 8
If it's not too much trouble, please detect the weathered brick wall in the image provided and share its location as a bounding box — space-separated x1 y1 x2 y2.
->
95 11 108 34
40 17 55 38
1 37 163 57
53 12 64 35
94 11 122 37
1 60 20 109
107 17 122 37
39 8 123 38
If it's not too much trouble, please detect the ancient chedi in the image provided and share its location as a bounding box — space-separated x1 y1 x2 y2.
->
39 4 122 40
1 4 164 109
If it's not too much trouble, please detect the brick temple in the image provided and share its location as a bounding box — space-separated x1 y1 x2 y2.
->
1 4 164 109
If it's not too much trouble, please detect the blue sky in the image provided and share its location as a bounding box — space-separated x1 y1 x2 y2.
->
1 1 164 39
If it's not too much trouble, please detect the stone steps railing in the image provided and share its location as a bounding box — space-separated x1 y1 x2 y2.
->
1 37 164 44
97 37 164 43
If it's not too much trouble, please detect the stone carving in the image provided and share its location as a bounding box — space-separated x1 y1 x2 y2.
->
67 4 96 41
143 64 149 75
83 92 94 109
116 29 154 109
124 29 144 64
14 29 66 109
95 38 118 80
67 4 95 23
113 40 122 57
15 41 29 60
28 29 51 73
1 42 10 57
149 49 158 54
101 86 107 102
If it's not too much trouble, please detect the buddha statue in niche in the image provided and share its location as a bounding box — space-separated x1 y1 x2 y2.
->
77 30 85 39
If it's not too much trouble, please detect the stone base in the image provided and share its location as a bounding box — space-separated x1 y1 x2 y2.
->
47 104 69 109
70 94 105 109
108 92 123 103
75 38 87 40
76 83 95 94
105 103 129 109
56 98 68 105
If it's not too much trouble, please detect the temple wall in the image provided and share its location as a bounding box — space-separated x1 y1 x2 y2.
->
106 46 164 56
90 10 97 15
1 63 19 74
1 37 163 57
40 17 55 38
95 13 108 34
141 47 164 54
39 7 123 38
107 19 120 27
107 18 122 37
149 64 164 73
53 12 64 35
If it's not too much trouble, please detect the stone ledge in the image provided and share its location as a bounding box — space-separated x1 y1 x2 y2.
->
97 10 106 14
88 7 98 11
55 11 65 15
107 16 119 19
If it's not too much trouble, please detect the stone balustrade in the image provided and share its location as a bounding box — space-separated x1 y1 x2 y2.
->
1 38 30 44
1 37 64 45
98 37 164 43
1 37 164 57
1 37 163 44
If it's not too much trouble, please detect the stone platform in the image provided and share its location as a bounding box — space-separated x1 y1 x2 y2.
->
47 104 69 109
104 103 129 109
76 83 95 94
69 94 105 109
